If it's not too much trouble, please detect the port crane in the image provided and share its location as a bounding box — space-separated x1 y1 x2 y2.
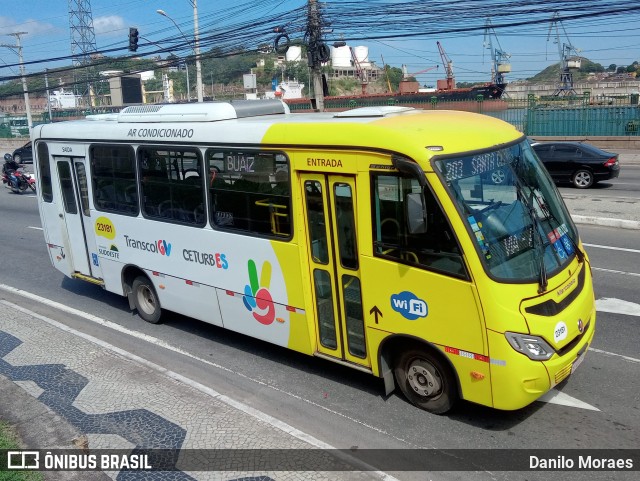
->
483 18 511 87
436 41 455 90
350 46 369 94
547 12 581 96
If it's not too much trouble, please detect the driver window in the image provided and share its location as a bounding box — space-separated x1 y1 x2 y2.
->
371 174 466 278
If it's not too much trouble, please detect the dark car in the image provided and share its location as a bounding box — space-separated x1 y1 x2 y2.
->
12 141 33 164
531 141 620 188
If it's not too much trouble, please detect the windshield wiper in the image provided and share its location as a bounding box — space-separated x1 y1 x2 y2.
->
509 158 549 293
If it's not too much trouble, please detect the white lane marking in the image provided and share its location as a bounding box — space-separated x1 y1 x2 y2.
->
0 299 398 481
589 347 640 364
592 267 640 278
537 389 600 411
0 284 418 448
596 298 640 317
27 226 43 230
583 243 640 254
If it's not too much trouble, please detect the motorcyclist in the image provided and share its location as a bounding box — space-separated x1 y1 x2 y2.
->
2 153 20 190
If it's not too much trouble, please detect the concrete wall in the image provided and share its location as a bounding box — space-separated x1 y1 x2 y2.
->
529 136 640 151
1 138 30 154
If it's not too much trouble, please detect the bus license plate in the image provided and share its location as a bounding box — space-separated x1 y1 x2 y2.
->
571 350 586 374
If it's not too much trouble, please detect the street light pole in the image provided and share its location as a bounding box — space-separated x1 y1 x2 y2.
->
157 5 203 103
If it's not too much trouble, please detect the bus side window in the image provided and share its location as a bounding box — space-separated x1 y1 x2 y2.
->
37 142 53 203
90 145 138 215
138 147 205 226
206 149 291 239
371 174 466 278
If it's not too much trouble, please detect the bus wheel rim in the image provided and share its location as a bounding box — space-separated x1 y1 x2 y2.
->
407 360 441 397
137 286 156 315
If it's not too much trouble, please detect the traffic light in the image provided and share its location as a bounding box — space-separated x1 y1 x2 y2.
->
128 27 139 52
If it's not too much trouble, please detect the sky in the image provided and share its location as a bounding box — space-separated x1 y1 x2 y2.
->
1 0 640 87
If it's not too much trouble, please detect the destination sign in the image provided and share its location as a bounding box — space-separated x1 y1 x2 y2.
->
438 149 516 182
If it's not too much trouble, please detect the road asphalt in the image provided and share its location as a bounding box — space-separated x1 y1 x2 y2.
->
561 150 640 230
0 147 638 481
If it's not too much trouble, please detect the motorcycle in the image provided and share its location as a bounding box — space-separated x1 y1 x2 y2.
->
2 166 36 194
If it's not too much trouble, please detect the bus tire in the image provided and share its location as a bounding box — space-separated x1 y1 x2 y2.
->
394 347 457 414
132 276 163 324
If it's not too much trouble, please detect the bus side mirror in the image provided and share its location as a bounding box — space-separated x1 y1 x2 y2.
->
406 192 427 234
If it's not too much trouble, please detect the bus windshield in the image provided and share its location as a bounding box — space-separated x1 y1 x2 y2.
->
434 139 579 284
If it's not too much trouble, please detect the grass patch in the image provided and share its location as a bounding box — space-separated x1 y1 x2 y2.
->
0 421 43 481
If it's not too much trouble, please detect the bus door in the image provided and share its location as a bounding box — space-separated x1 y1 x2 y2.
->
300 173 370 369
52 156 99 280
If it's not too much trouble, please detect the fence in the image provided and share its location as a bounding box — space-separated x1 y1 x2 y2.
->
2 93 639 138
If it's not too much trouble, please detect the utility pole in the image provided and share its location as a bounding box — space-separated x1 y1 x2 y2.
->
193 0 203 102
307 0 325 111
45 69 53 123
2 32 33 131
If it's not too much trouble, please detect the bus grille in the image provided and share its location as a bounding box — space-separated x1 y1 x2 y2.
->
555 363 572 384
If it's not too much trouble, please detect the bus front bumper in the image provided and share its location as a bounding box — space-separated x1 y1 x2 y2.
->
487 313 596 411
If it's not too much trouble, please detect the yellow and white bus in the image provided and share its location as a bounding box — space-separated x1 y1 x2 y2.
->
32 100 595 414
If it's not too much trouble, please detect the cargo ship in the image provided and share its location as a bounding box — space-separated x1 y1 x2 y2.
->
284 81 508 113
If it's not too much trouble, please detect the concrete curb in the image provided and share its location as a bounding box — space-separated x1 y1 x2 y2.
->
572 215 640 230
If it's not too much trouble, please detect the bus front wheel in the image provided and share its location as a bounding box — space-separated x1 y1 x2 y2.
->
132 276 163 324
394 348 457 414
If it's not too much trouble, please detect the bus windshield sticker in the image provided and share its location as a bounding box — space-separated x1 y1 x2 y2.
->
391 291 428 320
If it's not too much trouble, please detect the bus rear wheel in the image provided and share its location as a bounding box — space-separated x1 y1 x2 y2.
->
132 276 163 324
394 348 457 414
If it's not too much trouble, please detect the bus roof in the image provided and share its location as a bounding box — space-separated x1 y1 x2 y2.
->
33 100 522 162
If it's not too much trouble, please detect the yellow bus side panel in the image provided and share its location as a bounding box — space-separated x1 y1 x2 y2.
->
360 256 486 353
359 255 494 405
272 238 313 356
440 347 493 407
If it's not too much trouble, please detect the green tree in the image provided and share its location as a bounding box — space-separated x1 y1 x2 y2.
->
384 65 404 92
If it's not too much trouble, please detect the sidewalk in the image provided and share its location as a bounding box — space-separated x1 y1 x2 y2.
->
560 151 640 230
0 302 380 481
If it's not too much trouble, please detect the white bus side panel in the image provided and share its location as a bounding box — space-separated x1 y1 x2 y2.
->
216 288 290 347
39 176 73 278
147 270 223 327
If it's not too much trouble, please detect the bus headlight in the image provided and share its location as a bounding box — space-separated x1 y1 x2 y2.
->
505 332 555 361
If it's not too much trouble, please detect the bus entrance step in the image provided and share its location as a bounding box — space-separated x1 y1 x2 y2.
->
71 272 105 286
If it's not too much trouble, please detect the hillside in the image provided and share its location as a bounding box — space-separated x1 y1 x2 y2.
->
528 58 605 82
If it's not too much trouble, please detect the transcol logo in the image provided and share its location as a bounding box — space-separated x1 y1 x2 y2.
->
391 291 428 320
124 235 172 256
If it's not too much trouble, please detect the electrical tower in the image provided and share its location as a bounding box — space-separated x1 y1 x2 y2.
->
547 12 581 97
68 0 97 104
